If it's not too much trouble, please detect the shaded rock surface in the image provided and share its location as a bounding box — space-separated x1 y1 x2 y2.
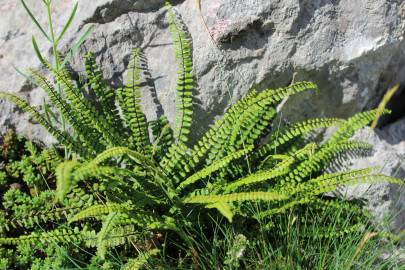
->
0 0 404 236
333 120 405 234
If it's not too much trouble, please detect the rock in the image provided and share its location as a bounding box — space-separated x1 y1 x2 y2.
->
0 0 111 143
334 118 405 234
0 0 404 143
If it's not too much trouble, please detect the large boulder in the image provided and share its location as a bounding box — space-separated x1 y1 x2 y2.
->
0 0 404 141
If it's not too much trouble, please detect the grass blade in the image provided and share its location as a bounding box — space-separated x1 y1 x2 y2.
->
56 1 78 44
32 36 46 65
13 65 32 82
371 84 399 129
20 0 51 42
61 25 93 68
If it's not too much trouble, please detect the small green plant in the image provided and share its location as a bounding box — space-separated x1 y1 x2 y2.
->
0 129 67 269
18 0 92 158
0 1 403 269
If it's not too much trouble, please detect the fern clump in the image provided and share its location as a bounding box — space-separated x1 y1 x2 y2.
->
0 2 403 268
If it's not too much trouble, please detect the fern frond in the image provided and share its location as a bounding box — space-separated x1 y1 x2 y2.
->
191 90 258 166
73 165 138 183
84 52 125 134
28 69 99 156
55 160 80 202
150 115 174 160
256 117 344 159
225 143 316 193
97 211 119 259
69 203 133 223
203 82 318 166
177 145 253 192
183 191 287 204
255 197 314 219
256 169 400 219
84 224 141 248
0 227 84 245
280 141 374 187
89 146 155 168
304 173 403 197
118 48 150 153
159 141 192 182
206 202 234 222
2 206 85 231
122 249 160 270
167 2 194 144
310 198 369 220
0 92 85 156
48 64 121 148
54 149 155 202
327 109 390 145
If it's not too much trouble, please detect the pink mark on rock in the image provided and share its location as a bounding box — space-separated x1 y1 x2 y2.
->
0 2 17 12
209 19 232 41
206 0 221 18
205 0 232 40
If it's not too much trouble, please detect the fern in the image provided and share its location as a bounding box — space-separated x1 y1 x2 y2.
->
55 160 80 202
206 202 234 222
150 115 174 160
0 227 84 245
69 203 133 223
84 52 124 134
167 1 194 144
183 191 287 204
2 206 83 231
118 48 150 154
224 143 316 193
96 211 119 259
177 145 253 192
0 93 82 155
255 117 344 159
203 82 319 166
1 2 403 268
49 64 121 148
122 249 160 270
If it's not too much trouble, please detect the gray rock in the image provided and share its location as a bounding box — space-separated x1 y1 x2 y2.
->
1 0 404 143
0 0 110 142
334 119 405 234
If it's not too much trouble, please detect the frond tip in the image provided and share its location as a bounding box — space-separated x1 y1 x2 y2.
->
119 48 150 153
167 1 194 144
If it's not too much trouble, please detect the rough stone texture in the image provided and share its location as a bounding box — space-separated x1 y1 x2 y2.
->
0 0 404 140
0 0 404 232
0 0 111 142
332 120 405 234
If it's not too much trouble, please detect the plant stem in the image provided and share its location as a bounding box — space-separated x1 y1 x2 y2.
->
45 1 68 158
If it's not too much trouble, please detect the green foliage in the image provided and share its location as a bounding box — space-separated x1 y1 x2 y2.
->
121 249 160 270
0 130 88 269
166 1 194 144
0 1 403 269
118 48 150 153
